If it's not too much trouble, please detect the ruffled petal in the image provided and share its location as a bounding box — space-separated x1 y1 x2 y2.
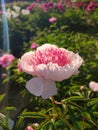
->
26 77 44 96
18 51 34 75
37 43 57 51
35 63 72 81
42 80 57 99
19 60 34 75
35 53 83 81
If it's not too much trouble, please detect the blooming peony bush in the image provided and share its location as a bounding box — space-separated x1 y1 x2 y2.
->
0 1 98 130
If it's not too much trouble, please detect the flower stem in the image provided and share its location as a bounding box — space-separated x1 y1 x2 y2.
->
60 115 76 130
50 96 57 114
50 97 76 130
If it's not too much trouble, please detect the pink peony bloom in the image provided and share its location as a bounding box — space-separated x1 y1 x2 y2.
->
0 54 15 68
89 81 98 92
41 2 54 12
56 2 65 12
26 3 35 11
86 0 95 12
27 126 34 130
49 17 57 23
30 43 38 49
18 44 83 99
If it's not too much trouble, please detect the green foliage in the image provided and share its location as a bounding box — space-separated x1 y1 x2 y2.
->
0 1 98 130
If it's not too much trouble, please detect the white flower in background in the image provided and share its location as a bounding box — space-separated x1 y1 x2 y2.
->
6 8 11 18
21 9 30 15
13 5 21 12
6 8 19 19
6 12 11 19
11 11 19 18
6 8 11 13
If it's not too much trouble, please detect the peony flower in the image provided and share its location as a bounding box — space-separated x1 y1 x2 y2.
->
11 11 19 18
89 81 98 92
56 2 65 12
41 2 54 12
0 53 15 68
18 44 83 99
21 9 30 15
49 17 57 23
13 6 21 13
30 43 38 49
26 3 35 11
86 0 95 12
27 126 34 130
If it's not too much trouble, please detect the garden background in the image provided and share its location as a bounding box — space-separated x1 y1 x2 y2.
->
0 0 98 130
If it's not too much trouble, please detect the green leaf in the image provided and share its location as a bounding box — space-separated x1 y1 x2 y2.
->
84 112 97 126
0 94 5 102
62 96 85 103
93 112 98 117
20 111 49 119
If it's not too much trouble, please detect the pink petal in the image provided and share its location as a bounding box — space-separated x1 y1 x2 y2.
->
18 51 35 74
89 81 98 92
35 53 83 81
26 77 44 96
42 79 57 99
37 43 57 51
18 59 34 75
26 77 57 99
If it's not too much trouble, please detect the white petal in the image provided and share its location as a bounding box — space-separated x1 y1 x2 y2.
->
37 44 57 51
35 63 74 81
42 80 57 99
26 77 44 96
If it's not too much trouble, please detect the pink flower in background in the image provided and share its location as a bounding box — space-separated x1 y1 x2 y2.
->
18 44 83 99
86 0 95 12
36 0 40 2
41 3 48 12
0 54 15 68
26 3 35 11
27 126 34 130
49 17 57 23
30 43 38 49
47 2 54 9
0 11 2 15
56 2 65 12
41 2 54 12
89 81 98 92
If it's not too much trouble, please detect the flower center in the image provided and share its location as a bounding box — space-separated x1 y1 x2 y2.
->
31 47 71 66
